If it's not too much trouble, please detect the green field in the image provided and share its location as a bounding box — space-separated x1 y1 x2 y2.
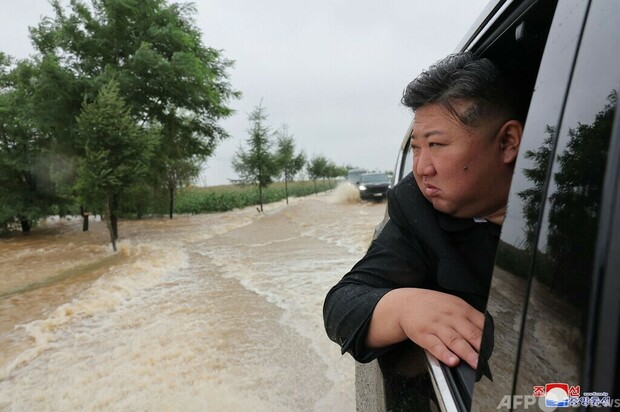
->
174 180 337 214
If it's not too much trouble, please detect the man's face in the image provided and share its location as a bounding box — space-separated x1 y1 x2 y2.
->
410 102 514 221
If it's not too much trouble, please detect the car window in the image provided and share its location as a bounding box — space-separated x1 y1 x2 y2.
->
393 133 413 184
402 144 413 179
361 174 389 183
514 0 620 400
471 0 590 409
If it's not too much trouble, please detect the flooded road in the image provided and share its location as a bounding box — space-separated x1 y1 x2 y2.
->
0 184 386 411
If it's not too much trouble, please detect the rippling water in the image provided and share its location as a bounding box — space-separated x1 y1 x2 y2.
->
0 184 386 411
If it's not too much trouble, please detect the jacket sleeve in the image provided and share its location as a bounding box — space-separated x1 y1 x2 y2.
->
323 187 433 363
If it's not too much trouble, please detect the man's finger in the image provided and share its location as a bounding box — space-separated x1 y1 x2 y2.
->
454 321 483 352
420 334 460 367
466 307 485 330
438 326 479 369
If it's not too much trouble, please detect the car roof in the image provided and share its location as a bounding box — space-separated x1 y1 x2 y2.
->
455 0 509 52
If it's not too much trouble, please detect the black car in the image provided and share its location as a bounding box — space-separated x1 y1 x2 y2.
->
358 173 391 201
357 0 620 410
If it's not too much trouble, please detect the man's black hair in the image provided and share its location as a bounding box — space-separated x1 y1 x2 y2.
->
402 52 521 127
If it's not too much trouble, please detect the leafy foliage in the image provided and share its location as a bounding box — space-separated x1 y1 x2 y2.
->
0 55 73 232
1 0 238 235
274 124 306 204
232 103 279 211
29 0 239 219
75 80 155 249
307 155 328 181
306 154 345 194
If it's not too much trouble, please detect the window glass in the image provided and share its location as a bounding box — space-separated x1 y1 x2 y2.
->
360 173 389 183
394 133 412 183
472 1 589 410
515 0 620 400
401 142 412 179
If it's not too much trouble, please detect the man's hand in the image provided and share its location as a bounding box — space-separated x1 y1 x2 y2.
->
366 288 485 369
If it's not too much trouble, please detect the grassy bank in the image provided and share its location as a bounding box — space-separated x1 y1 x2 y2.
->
174 179 338 214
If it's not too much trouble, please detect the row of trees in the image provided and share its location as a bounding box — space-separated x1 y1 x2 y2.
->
232 104 347 211
306 153 349 193
0 0 238 249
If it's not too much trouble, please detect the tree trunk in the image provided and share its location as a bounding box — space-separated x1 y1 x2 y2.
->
111 214 118 240
313 179 317 196
20 218 31 234
105 196 117 252
284 174 289 205
111 195 119 240
258 185 264 212
169 186 174 219
80 205 90 232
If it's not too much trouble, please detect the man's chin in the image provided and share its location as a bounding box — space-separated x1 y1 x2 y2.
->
428 198 473 218
428 198 455 215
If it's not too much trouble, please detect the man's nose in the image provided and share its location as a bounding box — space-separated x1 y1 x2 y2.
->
414 148 435 176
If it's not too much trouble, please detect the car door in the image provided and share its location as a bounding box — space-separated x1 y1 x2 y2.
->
473 0 620 410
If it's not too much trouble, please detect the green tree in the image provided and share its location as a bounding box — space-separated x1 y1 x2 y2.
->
75 80 155 251
232 104 278 212
307 155 328 195
16 54 90 229
324 161 347 189
30 0 239 218
0 55 70 233
274 124 306 204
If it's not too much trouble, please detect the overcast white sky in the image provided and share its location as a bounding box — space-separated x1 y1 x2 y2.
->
0 0 489 186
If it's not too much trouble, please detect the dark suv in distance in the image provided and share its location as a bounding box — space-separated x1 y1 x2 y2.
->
358 172 391 201
357 0 620 410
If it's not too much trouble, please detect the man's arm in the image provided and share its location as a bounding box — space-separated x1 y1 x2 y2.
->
366 287 485 369
323 217 429 363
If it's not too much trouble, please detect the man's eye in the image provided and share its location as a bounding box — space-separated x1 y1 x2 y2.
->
428 142 442 148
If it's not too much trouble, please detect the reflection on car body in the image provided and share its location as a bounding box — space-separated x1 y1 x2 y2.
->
356 0 620 410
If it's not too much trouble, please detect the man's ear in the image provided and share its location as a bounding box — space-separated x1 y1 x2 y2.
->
498 120 523 164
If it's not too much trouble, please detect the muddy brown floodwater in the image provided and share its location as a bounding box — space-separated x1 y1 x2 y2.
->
0 184 386 411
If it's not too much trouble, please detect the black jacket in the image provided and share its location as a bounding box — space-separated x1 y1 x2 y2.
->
323 173 500 363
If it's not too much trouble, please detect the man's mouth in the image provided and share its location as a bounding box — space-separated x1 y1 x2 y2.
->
424 183 439 197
